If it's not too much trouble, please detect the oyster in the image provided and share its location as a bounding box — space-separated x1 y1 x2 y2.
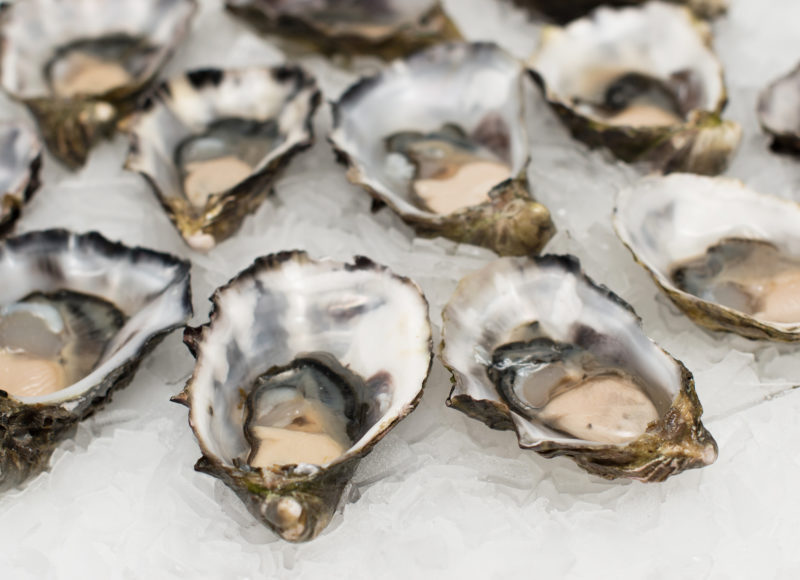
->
528 2 741 175
125 66 320 252
615 173 800 341
509 0 728 23
330 42 555 256
177 251 432 542
441 254 717 482
225 0 460 59
758 62 800 154
0 230 192 491
0 123 42 238
0 0 196 168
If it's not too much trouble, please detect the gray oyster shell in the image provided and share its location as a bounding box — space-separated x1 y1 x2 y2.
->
758 62 800 154
0 230 192 491
177 251 432 542
0 0 196 168
330 42 555 256
509 0 727 23
441 254 716 482
225 0 461 59
0 123 41 238
125 67 320 252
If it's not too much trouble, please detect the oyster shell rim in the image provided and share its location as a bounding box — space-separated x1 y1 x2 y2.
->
0 122 43 238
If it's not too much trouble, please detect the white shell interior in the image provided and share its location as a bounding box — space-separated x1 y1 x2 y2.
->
0 0 196 99
330 42 529 219
0 232 191 406
614 173 800 331
189 255 431 468
531 2 723 118
442 257 681 448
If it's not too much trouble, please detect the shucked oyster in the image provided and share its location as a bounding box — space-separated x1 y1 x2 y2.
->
441 255 716 482
509 0 727 23
225 0 460 59
177 251 432 542
0 0 196 168
615 174 800 341
0 123 42 238
125 67 320 252
330 42 555 256
528 2 741 175
758 62 800 154
0 230 192 491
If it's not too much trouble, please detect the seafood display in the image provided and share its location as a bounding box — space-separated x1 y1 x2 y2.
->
0 230 192 491
0 123 41 238
0 0 196 168
177 252 432 541
330 42 555 256
528 2 741 174
441 255 717 481
125 66 320 251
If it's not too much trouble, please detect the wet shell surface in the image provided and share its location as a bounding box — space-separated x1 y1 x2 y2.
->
614 173 800 341
225 0 460 59
330 42 555 256
125 66 320 252
757 62 800 154
510 0 728 23
441 254 717 482
177 251 432 542
0 0 196 168
528 2 741 175
0 230 192 491
0 123 42 238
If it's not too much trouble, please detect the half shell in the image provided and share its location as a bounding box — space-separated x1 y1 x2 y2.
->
528 2 740 174
0 123 42 238
0 0 196 168
614 173 800 341
125 67 320 252
330 42 555 256
0 230 192 491
442 254 716 482
177 251 432 542
758 62 800 154
510 0 728 23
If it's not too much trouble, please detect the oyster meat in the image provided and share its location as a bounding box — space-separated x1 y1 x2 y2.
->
225 0 460 58
177 251 432 542
0 123 42 238
125 67 320 252
441 254 717 482
758 62 800 154
0 0 196 168
528 2 741 175
615 173 800 341
0 230 192 491
330 42 555 256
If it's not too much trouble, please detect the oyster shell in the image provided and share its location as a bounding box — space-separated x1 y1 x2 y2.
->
225 0 461 59
0 123 42 238
0 0 196 168
510 0 728 23
758 62 800 154
615 173 800 341
330 42 555 256
0 230 192 491
528 2 741 175
125 66 320 252
441 254 716 482
177 251 432 542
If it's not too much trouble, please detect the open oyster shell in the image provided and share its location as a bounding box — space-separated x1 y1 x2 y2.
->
510 0 727 23
615 173 800 341
330 42 555 256
125 67 320 252
758 62 800 154
528 2 741 175
225 0 460 59
0 0 196 168
0 230 192 491
177 251 432 542
441 254 717 482
0 123 42 238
